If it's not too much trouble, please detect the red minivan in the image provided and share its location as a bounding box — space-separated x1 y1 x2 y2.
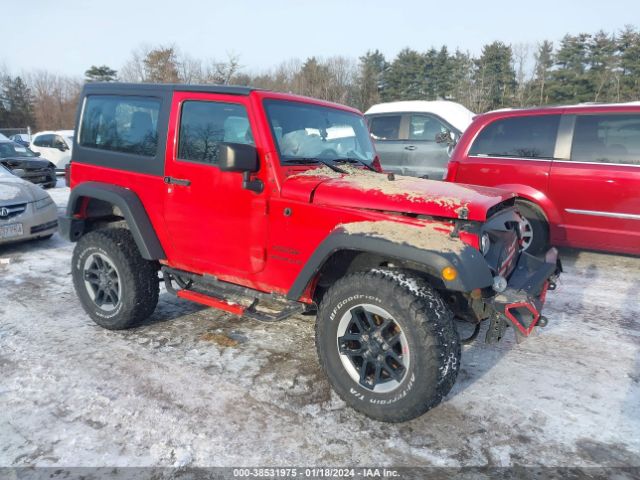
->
446 104 640 256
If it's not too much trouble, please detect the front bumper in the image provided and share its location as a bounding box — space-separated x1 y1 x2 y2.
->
487 248 561 342
0 201 58 245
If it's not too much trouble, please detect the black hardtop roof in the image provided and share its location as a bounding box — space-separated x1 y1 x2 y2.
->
82 82 257 96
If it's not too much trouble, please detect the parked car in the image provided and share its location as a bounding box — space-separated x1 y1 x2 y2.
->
30 130 74 170
446 103 640 256
10 133 31 147
61 82 560 423
365 101 475 179
0 139 57 188
0 164 58 245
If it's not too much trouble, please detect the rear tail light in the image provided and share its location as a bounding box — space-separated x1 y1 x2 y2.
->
444 160 460 182
64 163 72 187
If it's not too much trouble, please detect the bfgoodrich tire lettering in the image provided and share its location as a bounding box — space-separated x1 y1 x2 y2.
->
72 228 159 330
316 269 460 422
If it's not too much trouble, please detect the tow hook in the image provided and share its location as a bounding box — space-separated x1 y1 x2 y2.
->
538 315 549 328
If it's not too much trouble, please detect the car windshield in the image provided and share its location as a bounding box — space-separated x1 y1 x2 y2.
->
0 142 38 158
264 99 375 165
0 164 14 177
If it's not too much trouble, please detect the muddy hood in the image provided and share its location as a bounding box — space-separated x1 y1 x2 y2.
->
282 169 515 221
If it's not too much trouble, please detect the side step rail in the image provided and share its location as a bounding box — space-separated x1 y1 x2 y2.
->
162 267 305 323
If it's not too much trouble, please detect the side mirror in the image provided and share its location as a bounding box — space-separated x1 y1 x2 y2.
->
34 151 41 157
57 144 68 152
12 169 26 177
435 130 456 146
218 142 259 173
218 142 263 193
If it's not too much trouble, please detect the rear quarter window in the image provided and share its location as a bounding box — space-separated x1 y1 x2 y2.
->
79 95 161 157
572 114 640 165
470 115 560 159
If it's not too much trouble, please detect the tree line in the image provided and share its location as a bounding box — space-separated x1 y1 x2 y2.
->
1 25 639 132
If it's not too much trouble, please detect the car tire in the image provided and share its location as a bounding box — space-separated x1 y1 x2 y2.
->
316 269 460 422
515 200 550 256
72 228 159 330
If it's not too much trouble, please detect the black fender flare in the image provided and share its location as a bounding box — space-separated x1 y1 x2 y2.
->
286 231 494 301
61 182 165 260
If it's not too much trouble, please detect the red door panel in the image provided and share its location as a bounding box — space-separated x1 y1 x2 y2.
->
163 92 268 276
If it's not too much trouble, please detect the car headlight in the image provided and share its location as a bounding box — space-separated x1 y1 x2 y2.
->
480 233 491 255
34 197 54 209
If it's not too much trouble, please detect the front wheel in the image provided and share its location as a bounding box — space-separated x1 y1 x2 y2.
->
315 269 460 422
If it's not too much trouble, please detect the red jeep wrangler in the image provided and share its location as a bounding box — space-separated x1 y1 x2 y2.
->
62 83 560 422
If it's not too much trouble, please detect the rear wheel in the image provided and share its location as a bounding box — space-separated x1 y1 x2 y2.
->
516 200 549 255
72 228 159 330
316 269 460 422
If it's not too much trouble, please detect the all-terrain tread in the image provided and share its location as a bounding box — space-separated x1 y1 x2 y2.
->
72 228 159 329
315 268 460 422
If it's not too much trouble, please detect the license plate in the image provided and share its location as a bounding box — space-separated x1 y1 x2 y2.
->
0 223 24 239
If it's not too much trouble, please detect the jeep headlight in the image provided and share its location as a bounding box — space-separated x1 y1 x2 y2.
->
34 197 54 209
480 233 491 255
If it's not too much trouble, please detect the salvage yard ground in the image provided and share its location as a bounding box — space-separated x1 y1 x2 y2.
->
1 183 639 468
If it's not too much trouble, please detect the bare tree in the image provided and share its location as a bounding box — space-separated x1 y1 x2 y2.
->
26 71 81 130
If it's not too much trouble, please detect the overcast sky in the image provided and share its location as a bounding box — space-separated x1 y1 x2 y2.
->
3 0 637 77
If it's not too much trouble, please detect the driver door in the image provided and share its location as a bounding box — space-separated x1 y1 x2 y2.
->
163 92 268 276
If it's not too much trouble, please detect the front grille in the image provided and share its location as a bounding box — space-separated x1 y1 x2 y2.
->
31 220 58 234
0 203 27 219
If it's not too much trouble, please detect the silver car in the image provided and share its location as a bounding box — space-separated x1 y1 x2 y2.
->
0 165 58 245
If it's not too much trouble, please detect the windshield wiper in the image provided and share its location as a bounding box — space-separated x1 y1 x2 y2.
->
333 157 376 171
283 157 347 174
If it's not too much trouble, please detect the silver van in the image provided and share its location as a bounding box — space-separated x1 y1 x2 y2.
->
365 101 474 179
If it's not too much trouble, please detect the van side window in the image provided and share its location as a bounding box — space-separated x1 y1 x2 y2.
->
79 95 160 157
409 114 448 141
572 114 640 165
369 115 401 141
178 101 254 164
470 115 560 159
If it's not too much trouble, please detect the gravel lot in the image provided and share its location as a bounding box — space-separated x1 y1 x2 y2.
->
1 183 639 468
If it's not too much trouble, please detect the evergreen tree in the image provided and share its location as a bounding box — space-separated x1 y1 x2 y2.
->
588 31 617 101
355 50 387 111
84 65 118 82
618 25 640 100
2 76 35 127
548 33 592 103
474 41 516 111
533 40 554 105
433 46 454 100
382 48 426 101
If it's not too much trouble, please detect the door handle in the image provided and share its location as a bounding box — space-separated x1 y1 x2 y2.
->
404 145 417 151
164 176 191 186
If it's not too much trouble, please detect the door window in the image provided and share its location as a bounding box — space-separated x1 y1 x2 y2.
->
470 115 560 159
178 101 254 165
408 114 448 141
571 114 640 165
33 134 54 147
369 115 401 141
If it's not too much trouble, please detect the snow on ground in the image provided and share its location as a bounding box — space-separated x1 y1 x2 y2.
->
1 182 639 468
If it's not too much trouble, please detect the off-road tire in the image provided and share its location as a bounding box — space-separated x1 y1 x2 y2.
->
516 200 550 256
316 269 460 422
72 228 159 330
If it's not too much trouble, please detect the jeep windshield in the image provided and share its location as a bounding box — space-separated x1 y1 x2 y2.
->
264 99 375 166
